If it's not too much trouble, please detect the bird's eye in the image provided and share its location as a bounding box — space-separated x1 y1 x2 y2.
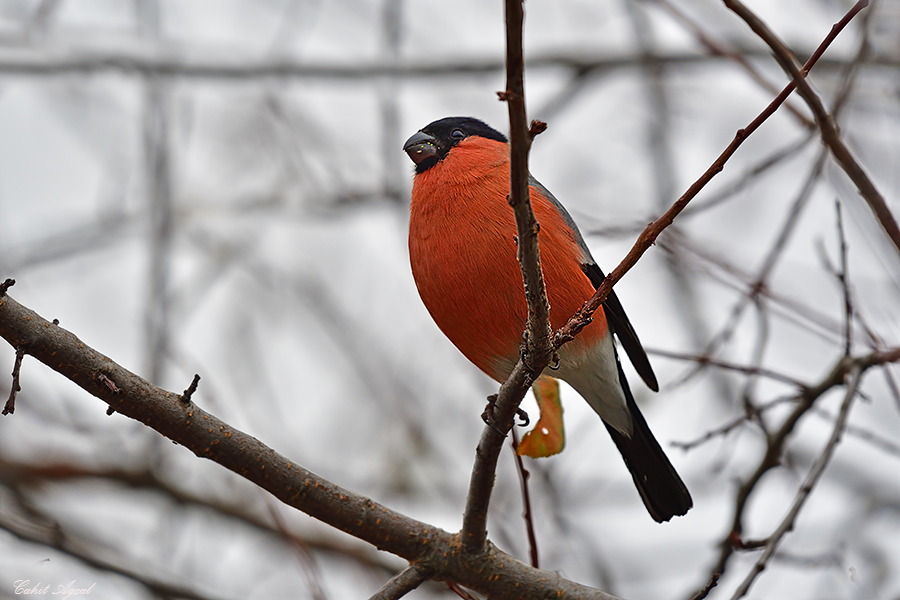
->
450 129 465 140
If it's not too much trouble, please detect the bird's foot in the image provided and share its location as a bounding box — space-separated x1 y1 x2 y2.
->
514 407 530 427
481 394 530 434
481 394 506 436
548 351 560 370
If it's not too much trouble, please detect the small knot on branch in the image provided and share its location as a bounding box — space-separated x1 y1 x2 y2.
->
99 374 121 415
496 90 515 102
98 373 121 393
180 373 201 404
689 573 720 600
528 120 547 139
553 316 592 351
0 278 15 297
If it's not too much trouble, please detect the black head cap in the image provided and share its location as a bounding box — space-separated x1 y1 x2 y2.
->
403 117 507 173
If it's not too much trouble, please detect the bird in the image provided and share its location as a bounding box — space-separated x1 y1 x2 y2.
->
403 116 692 522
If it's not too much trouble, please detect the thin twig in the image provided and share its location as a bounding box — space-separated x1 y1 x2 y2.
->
368 565 433 600
648 347 806 388
689 573 720 600
0 278 15 296
3 346 25 415
510 427 539 568
671 396 797 452
693 348 900 596
830 0 873 121
724 0 900 256
835 200 853 356
729 364 863 600
553 0 865 348
180 373 201 403
648 0 813 128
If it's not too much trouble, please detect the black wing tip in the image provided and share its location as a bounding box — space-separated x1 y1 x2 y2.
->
646 372 660 393
608 419 694 523
645 485 693 523
607 361 692 523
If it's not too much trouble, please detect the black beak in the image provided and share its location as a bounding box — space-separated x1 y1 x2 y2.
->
403 131 438 166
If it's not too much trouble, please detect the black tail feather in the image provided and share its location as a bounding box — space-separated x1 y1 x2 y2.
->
604 361 692 522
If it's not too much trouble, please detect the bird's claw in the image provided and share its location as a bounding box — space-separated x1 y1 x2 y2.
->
481 394 506 436
515 407 530 427
548 352 561 370
481 395 531 434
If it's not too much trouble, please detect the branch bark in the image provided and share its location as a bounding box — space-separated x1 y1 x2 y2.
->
0 292 620 600
368 565 433 600
461 0 554 556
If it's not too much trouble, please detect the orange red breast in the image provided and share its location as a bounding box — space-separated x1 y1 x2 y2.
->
409 135 607 381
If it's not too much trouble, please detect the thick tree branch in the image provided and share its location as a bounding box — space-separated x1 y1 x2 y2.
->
0 294 428 556
0 293 620 600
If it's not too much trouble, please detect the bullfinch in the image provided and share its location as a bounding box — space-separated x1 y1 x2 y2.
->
403 117 692 522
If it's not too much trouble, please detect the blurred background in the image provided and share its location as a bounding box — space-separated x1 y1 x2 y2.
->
0 0 899 598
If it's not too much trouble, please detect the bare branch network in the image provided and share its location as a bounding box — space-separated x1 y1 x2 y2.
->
2 0 900 599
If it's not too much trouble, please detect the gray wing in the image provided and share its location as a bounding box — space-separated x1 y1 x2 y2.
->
530 176 659 392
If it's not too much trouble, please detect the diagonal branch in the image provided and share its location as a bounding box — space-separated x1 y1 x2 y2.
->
723 0 900 256
647 0 813 128
729 364 863 600
367 565 433 600
692 347 900 596
553 0 870 349
0 292 621 600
